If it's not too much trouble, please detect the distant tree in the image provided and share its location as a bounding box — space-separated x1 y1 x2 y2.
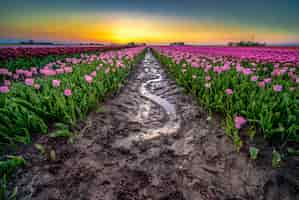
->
127 42 136 46
228 41 266 47
170 42 185 46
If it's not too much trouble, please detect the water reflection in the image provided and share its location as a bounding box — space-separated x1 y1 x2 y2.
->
114 52 180 149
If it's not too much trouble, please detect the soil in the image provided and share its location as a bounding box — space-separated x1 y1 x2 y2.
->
11 50 299 200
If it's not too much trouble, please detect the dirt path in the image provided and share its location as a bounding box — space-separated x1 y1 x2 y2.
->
13 50 298 200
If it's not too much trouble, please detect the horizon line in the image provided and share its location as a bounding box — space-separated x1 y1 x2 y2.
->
1 38 299 47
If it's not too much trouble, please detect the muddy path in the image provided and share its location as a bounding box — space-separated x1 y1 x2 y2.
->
12 50 298 200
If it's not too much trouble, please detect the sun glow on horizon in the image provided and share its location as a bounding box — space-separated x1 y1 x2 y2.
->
0 11 298 45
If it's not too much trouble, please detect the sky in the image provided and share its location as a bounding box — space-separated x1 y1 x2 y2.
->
0 0 298 45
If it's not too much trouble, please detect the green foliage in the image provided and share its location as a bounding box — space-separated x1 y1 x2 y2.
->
249 147 259 160
287 147 299 156
0 156 26 176
49 129 72 138
49 123 72 138
0 156 25 199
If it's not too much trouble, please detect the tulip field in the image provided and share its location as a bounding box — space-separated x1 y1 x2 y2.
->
0 45 298 199
0 45 127 61
0 46 145 146
0 46 145 194
153 46 299 150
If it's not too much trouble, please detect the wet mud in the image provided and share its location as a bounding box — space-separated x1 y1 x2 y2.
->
11 50 299 200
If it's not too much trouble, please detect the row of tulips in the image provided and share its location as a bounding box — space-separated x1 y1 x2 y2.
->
0 45 136 75
0 48 139 87
153 46 298 151
0 45 130 61
0 47 145 151
166 46 299 65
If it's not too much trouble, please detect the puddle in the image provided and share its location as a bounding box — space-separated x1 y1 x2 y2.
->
114 51 180 149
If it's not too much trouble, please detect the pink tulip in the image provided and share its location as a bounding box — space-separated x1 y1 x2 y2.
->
242 68 252 75
91 71 97 77
16 69 24 75
31 67 38 74
56 68 64 74
263 78 272 84
13 74 19 80
251 76 258 82
84 75 93 84
64 89 72 97
0 68 9 75
64 67 73 73
52 80 61 88
25 71 33 77
0 86 9 94
273 85 283 92
41 69 56 76
236 64 243 72
4 80 11 86
205 76 211 81
258 81 265 88
25 78 34 86
225 88 233 95
234 116 247 129
34 84 41 90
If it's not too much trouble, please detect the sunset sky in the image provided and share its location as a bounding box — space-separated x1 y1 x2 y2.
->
0 0 298 45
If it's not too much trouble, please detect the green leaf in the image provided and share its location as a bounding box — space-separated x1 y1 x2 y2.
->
272 150 282 168
249 147 259 160
34 144 45 154
49 129 72 138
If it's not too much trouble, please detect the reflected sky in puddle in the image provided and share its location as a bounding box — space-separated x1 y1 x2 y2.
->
131 102 151 123
114 52 181 149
